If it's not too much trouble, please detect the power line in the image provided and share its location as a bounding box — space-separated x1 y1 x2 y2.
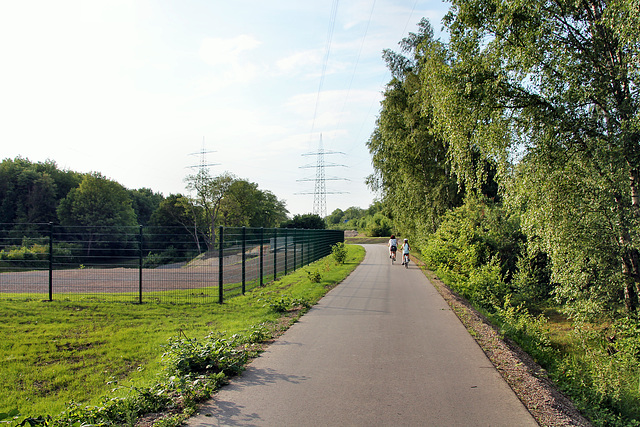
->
309 0 339 138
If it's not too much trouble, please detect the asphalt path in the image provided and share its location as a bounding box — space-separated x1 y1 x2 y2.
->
186 244 538 426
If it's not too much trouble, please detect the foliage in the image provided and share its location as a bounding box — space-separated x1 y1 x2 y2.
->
437 0 640 316
218 180 288 228
306 269 321 283
367 20 467 239
184 170 236 248
184 171 289 247
0 157 81 224
326 206 367 230
359 212 393 237
552 317 640 426
0 243 48 269
266 296 312 313
148 194 206 253
280 213 326 229
129 188 164 226
162 332 249 377
492 298 558 367
331 242 347 264
57 172 137 229
421 198 524 308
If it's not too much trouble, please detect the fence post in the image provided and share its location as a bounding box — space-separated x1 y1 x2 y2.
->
273 228 277 280
48 222 53 302
293 228 297 271
242 226 246 295
301 229 305 267
260 227 264 286
138 225 143 304
284 228 288 275
218 226 224 304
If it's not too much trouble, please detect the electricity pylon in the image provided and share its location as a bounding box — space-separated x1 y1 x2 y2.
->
297 134 348 218
188 136 219 174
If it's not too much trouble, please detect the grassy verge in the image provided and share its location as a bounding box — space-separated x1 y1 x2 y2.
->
0 244 365 426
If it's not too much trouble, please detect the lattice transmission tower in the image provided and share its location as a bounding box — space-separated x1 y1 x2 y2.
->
297 134 348 218
188 137 219 174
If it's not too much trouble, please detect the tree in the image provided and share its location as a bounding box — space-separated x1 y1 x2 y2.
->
250 189 289 227
57 172 138 255
217 180 288 228
367 19 465 238
0 157 81 224
148 194 204 253
326 208 345 226
129 188 164 226
184 170 235 249
439 0 640 317
280 214 326 229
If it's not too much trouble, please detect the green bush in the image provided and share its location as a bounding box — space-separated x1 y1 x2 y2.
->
143 246 179 268
0 243 48 269
331 242 347 264
267 296 312 313
161 332 248 377
363 213 392 237
421 197 527 312
306 269 321 283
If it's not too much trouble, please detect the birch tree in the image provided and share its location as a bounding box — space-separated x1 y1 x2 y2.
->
438 0 640 317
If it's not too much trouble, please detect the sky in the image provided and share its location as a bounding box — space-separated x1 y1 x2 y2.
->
0 0 451 217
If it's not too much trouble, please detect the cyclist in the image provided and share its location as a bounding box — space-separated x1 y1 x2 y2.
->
388 234 398 261
401 238 411 266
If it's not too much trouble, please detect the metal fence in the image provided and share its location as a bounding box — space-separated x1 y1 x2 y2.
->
0 223 344 303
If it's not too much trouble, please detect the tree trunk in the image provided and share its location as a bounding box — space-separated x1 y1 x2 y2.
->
621 248 639 312
618 186 640 312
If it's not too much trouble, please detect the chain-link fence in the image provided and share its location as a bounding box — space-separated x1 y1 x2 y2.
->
0 223 344 303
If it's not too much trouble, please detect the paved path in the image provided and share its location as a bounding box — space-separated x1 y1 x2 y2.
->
186 244 538 426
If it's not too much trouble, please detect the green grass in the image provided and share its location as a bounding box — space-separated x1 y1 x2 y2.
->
0 244 365 419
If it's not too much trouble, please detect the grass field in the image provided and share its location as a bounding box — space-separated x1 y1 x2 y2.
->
0 244 366 420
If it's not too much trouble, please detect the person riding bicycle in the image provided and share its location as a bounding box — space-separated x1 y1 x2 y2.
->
401 238 410 265
388 235 398 260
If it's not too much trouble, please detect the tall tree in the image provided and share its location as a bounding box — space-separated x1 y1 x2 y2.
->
367 19 464 237
0 157 79 224
57 173 138 255
184 170 235 249
129 188 164 226
148 194 204 253
440 0 640 317
280 214 326 229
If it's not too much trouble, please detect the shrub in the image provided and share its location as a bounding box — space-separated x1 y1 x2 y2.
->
306 270 321 283
331 242 347 264
161 332 248 377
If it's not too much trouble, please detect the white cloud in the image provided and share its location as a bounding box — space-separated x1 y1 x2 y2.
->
194 35 264 92
276 50 322 74
198 34 262 67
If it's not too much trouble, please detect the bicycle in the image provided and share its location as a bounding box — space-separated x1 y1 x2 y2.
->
390 249 397 264
402 253 409 268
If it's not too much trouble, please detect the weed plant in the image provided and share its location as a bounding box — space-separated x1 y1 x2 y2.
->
0 245 365 426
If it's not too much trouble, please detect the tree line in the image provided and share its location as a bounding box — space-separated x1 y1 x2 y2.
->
0 157 305 262
370 1 639 321
369 2 639 423
0 156 290 229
